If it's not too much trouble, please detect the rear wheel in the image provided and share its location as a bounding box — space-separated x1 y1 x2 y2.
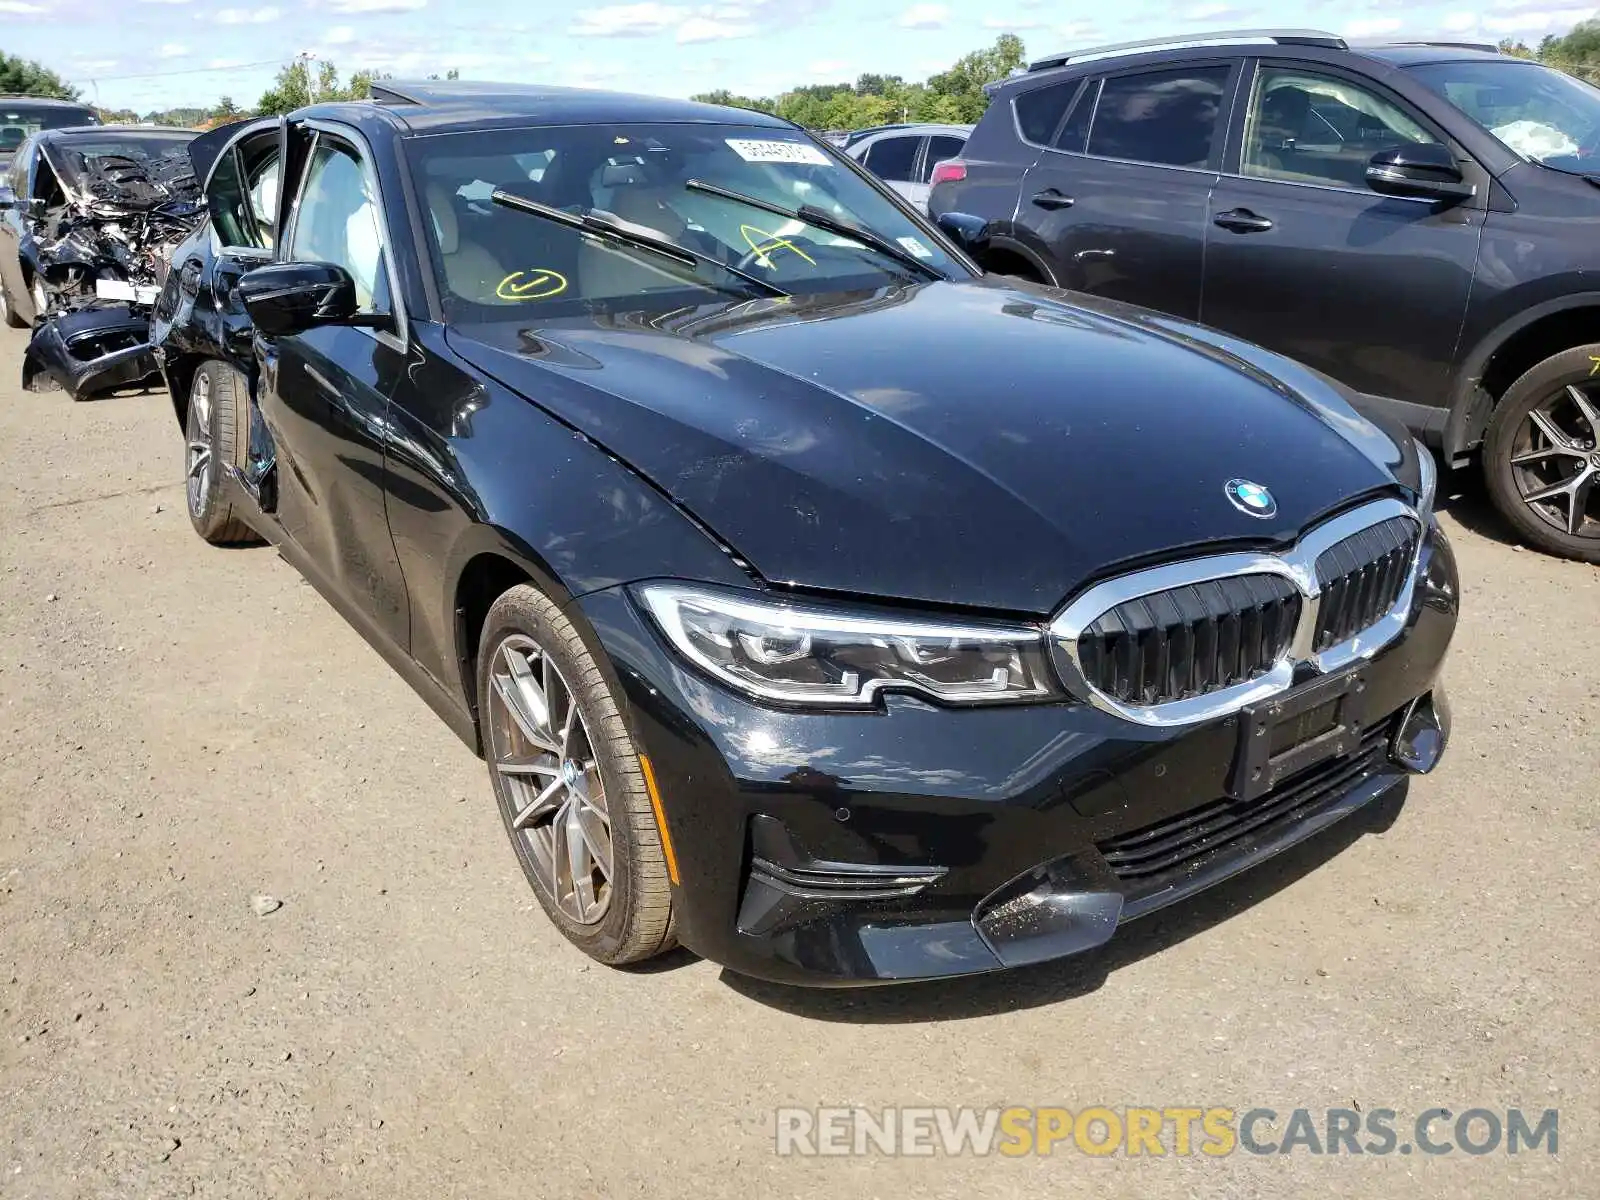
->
478 583 676 965
1484 344 1600 562
0 280 25 328
185 361 261 545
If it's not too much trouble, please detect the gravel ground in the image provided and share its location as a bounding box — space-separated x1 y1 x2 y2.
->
0 324 1595 1199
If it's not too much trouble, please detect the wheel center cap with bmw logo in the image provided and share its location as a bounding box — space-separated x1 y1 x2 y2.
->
1225 478 1277 519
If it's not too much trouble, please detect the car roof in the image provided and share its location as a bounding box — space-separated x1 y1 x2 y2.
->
37 124 195 141
1003 30 1517 91
0 95 95 109
323 79 797 136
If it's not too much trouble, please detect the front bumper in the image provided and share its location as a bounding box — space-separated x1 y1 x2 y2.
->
575 524 1459 986
21 305 158 401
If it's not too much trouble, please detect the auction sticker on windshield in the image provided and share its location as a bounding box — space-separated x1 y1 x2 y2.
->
726 139 832 166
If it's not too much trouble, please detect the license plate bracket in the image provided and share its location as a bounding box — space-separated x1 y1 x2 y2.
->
1227 668 1368 802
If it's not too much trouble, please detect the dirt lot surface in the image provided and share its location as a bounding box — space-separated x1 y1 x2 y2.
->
0 324 1595 1199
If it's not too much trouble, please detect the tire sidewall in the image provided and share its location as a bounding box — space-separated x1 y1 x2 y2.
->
1484 345 1600 563
185 364 224 532
476 586 655 962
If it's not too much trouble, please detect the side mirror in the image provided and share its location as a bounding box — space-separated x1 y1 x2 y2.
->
237 261 388 336
1366 143 1476 203
935 210 990 253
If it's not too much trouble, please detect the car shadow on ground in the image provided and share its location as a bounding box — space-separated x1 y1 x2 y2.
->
721 782 1409 1023
1433 462 1524 548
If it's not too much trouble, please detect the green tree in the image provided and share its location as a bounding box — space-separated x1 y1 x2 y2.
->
0 50 79 100
1540 19 1600 83
255 58 377 116
213 96 241 119
925 33 1026 123
1498 39 1535 60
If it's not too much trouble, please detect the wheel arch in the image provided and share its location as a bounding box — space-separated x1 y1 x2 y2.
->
974 233 1058 285
1446 293 1600 464
448 525 579 753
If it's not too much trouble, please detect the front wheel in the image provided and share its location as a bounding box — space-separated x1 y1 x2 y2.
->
185 361 261 546
478 583 676 966
1483 345 1600 562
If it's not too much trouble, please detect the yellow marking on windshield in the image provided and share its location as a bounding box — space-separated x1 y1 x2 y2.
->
740 223 816 269
1589 354 1600 377
496 269 569 301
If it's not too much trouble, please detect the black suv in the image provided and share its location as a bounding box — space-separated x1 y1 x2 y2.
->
931 31 1600 560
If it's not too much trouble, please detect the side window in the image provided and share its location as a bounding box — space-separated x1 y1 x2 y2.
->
864 135 921 182
287 138 390 313
1054 80 1099 153
1086 66 1231 168
919 135 966 182
1242 67 1440 191
210 141 281 250
1014 80 1078 146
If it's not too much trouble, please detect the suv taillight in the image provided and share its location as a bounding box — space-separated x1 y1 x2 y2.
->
930 159 967 186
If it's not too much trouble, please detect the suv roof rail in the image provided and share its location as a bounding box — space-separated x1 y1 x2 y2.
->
1355 39 1502 53
1027 28 1347 72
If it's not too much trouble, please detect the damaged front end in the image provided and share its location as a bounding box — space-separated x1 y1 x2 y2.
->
21 136 202 400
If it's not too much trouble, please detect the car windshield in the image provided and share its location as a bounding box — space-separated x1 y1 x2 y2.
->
407 121 966 320
0 104 96 154
1407 59 1600 173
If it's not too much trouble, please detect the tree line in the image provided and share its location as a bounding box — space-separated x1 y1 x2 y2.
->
11 19 1600 133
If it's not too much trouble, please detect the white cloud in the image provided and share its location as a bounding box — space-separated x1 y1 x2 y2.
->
569 3 686 36
983 16 1041 29
0 0 45 12
214 6 280 22
72 58 122 74
140 0 196 5
327 0 427 11
157 43 189 58
678 15 754 42
325 25 357 43
1342 16 1403 37
208 57 251 69
1183 3 1255 20
899 3 948 29
806 59 849 76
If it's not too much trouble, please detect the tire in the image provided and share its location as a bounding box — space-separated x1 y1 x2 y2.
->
0 281 25 329
1483 344 1600 563
184 360 261 546
477 583 676 965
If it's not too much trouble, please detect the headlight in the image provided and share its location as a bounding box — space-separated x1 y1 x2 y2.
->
1414 439 1438 522
637 583 1058 707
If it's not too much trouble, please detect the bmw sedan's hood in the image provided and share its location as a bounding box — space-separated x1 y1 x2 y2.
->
448 279 1411 615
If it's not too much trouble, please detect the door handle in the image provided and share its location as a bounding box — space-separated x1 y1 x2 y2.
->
1031 188 1075 211
1213 208 1274 234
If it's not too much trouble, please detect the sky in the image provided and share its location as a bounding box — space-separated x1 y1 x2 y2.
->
2 0 1596 114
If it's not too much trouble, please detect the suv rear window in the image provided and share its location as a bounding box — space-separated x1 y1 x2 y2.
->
1086 66 1230 168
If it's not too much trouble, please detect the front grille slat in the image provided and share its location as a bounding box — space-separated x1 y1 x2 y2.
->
1079 574 1300 706
1099 725 1393 883
1313 515 1419 651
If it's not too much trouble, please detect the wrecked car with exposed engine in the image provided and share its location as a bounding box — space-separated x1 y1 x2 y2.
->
0 124 200 399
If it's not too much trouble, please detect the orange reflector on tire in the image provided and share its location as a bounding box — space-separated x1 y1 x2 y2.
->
639 754 680 885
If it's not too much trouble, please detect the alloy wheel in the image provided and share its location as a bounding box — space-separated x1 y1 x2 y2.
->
486 633 614 924
1509 383 1600 539
186 371 213 518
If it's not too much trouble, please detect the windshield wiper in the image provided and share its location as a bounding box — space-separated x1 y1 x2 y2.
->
490 189 788 299
683 178 947 282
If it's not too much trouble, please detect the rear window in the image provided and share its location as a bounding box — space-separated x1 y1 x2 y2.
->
0 104 97 153
1086 66 1230 168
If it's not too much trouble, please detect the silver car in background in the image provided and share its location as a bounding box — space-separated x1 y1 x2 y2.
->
845 122 972 212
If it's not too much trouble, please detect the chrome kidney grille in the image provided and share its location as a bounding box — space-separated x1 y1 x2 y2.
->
1049 498 1425 727
1077 575 1302 705
1313 516 1421 652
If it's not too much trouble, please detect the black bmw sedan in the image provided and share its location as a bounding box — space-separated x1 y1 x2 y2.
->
150 81 1457 985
